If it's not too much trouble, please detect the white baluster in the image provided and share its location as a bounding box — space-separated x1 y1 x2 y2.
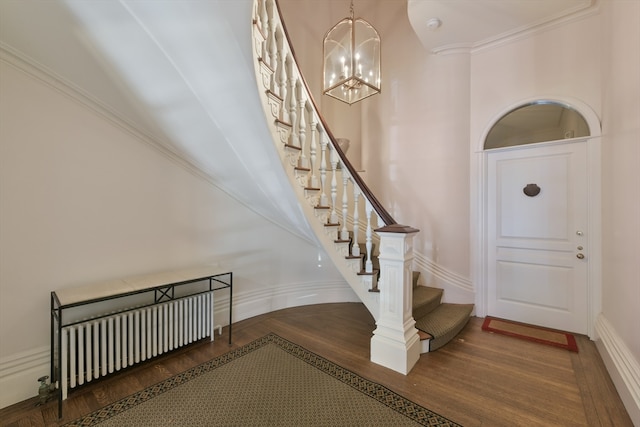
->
309 115 318 188
259 0 268 40
253 0 265 57
267 1 277 94
352 185 361 256
277 40 288 121
365 200 374 273
319 132 328 207
341 169 350 240
330 146 338 224
287 61 297 146
298 86 308 166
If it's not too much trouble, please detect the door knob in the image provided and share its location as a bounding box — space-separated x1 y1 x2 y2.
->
576 253 585 259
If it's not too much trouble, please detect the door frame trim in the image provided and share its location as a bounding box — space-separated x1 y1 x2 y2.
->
472 96 602 338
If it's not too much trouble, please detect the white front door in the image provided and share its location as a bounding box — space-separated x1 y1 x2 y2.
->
487 140 588 334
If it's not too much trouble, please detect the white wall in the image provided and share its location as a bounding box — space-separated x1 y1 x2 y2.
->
600 0 640 366
598 0 640 423
469 14 602 144
364 12 472 282
280 0 474 298
0 59 355 408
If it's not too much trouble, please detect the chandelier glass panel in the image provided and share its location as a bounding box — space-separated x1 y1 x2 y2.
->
323 1 381 105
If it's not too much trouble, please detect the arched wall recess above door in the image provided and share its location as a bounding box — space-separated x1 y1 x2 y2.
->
484 100 591 149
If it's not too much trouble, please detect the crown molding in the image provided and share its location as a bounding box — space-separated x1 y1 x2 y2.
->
432 0 600 56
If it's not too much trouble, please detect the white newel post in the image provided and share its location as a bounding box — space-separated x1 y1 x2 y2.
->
370 224 421 375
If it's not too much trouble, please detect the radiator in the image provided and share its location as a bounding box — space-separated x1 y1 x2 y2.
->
59 291 219 399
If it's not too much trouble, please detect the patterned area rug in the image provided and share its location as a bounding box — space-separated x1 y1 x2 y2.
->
64 333 460 426
482 317 579 352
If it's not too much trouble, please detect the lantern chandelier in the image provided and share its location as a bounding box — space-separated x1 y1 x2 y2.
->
323 0 381 105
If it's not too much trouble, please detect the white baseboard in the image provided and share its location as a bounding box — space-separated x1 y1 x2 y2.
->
0 280 358 409
0 345 50 409
594 314 640 426
230 280 359 322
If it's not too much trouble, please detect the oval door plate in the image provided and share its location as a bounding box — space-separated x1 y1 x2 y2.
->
523 183 541 197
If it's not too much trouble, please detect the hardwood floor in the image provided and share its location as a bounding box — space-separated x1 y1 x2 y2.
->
0 303 633 426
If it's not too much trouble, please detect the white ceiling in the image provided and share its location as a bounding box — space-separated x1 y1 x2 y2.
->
407 0 595 54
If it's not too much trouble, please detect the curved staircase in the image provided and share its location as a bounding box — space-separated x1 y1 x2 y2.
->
251 0 473 371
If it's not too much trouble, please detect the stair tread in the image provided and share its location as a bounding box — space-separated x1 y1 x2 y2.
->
413 286 443 307
412 286 443 319
414 303 474 351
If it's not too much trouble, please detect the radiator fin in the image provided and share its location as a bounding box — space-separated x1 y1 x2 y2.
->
60 292 216 399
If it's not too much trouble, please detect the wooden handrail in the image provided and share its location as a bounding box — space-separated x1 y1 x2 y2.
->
273 0 396 226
